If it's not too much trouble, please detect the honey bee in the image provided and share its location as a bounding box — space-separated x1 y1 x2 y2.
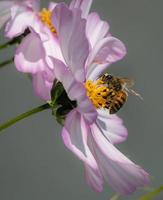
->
100 73 142 114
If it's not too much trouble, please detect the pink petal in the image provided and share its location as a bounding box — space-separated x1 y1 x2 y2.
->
15 32 47 74
87 36 126 67
48 2 57 11
89 123 150 195
84 163 104 193
96 109 128 144
49 58 81 99
52 3 89 82
50 58 97 124
5 5 36 38
27 0 40 11
0 1 14 29
69 0 93 18
32 72 53 101
62 110 98 168
62 110 103 191
77 96 97 124
86 62 108 81
96 36 127 63
43 34 65 70
30 23 65 71
86 12 109 49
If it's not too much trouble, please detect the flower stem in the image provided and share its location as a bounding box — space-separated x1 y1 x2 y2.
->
0 41 10 50
0 36 23 50
0 57 14 68
0 39 17 50
0 103 51 133
0 29 30 50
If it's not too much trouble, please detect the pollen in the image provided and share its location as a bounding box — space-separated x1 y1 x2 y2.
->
84 79 110 108
39 8 56 33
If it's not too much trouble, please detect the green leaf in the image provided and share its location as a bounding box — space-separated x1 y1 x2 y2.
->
138 186 163 200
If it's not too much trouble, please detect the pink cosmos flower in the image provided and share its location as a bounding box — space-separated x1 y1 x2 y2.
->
46 3 149 195
1 0 60 100
13 1 150 193
14 0 126 101
0 0 40 37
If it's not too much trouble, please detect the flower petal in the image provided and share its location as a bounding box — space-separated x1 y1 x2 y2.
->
52 3 89 82
84 163 104 193
62 110 97 168
86 12 109 49
77 95 97 124
87 36 126 67
96 109 128 144
86 62 108 81
32 72 53 101
15 31 47 74
28 0 40 11
49 58 81 99
43 34 65 70
62 110 103 191
69 0 93 18
5 5 36 38
50 57 97 124
0 1 14 29
48 2 57 11
89 123 150 195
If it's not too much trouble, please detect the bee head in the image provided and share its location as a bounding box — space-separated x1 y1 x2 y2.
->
101 73 113 83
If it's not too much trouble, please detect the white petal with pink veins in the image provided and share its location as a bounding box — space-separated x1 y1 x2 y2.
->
86 12 109 49
84 163 104 193
48 2 57 11
0 1 14 29
32 72 53 101
87 36 126 67
89 123 150 195
86 62 108 81
27 0 40 11
62 110 98 169
52 3 89 82
96 109 128 144
69 0 93 18
15 32 47 74
5 5 36 38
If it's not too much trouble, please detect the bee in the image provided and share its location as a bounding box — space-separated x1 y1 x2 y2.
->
100 73 142 114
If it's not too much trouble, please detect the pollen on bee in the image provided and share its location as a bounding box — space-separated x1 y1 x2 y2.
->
39 8 56 33
84 79 110 108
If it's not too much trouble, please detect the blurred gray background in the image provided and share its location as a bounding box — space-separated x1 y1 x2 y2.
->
0 0 163 199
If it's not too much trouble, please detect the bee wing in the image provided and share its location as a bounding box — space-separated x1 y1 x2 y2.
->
128 89 143 100
118 78 135 88
119 78 143 100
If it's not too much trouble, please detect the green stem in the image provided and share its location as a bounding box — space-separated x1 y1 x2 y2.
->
0 39 16 50
0 29 30 50
0 41 11 50
0 36 22 50
0 103 51 133
0 57 14 68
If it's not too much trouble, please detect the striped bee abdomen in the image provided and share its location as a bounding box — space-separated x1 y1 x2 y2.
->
109 91 127 114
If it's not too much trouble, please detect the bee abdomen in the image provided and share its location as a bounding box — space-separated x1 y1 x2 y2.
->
109 92 127 114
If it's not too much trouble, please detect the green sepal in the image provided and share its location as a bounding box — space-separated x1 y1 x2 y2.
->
50 80 77 125
50 81 65 106
55 100 77 125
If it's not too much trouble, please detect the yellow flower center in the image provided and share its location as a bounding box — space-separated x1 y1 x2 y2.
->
39 8 56 33
84 79 110 108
